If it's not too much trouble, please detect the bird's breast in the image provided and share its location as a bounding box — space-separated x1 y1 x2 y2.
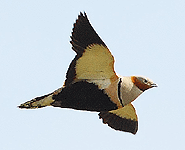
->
120 76 143 106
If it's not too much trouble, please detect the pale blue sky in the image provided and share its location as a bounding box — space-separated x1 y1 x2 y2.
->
1 0 185 150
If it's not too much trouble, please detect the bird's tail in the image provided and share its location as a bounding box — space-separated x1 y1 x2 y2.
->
18 87 63 109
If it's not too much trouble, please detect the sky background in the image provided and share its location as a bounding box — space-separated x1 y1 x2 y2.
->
1 0 185 150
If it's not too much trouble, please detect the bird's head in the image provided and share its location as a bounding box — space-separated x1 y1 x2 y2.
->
131 76 157 92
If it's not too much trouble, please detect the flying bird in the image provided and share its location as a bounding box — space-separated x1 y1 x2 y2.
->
18 12 157 134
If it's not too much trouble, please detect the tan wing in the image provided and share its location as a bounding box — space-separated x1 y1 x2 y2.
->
99 103 138 134
75 44 116 79
65 12 118 85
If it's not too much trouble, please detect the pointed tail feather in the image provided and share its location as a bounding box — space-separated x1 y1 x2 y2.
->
18 87 64 109
18 92 54 109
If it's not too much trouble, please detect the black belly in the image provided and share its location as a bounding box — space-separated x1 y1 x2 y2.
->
51 81 118 111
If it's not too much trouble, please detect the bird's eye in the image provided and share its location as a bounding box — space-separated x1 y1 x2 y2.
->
143 79 148 83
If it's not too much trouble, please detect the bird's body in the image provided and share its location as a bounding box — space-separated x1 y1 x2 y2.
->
19 12 157 134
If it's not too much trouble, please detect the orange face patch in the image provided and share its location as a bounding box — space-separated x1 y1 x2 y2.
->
131 76 151 91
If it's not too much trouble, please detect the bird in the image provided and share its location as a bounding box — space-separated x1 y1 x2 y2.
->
18 12 157 134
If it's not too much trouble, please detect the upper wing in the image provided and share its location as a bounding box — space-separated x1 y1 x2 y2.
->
65 12 118 86
99 103 138 134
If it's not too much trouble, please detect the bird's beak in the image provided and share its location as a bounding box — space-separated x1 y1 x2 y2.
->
151 83 158 87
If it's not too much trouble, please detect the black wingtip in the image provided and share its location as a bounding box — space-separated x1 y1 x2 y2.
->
99 111 138 134
70 11 106 54
79 11 87 17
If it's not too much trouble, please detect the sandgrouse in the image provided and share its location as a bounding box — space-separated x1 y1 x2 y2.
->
18 12 157 134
